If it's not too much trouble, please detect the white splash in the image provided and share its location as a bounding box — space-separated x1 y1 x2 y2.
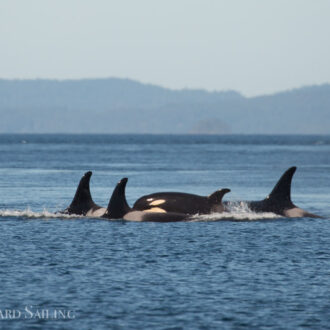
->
190 201 282 221
0 208 82 219
0 202 282 222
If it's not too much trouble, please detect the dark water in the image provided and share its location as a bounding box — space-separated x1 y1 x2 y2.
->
0 134 329 329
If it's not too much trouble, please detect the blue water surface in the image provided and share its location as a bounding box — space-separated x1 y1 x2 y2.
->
0 134 329 329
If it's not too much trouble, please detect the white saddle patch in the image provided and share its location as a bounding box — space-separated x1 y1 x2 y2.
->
149 199 166 206
144 207 166 213
124 211 144 221
284 207 305 217
86 207 106 217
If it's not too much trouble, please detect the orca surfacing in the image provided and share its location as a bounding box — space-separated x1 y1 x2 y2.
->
60 166 322 220
132 167 322 219
225 167 322 218
103 178 190 222
133 189 231 215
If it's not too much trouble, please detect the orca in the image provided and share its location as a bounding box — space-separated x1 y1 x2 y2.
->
103 178 190 222
225 167 322 218
63 171 106 216
133 189 231 215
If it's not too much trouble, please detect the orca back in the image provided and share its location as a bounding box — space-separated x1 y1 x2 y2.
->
133 189 230 215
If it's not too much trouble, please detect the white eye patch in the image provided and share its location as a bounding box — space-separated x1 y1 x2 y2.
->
149 199 166 206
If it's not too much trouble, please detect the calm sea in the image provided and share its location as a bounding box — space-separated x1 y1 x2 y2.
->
0 134 329 329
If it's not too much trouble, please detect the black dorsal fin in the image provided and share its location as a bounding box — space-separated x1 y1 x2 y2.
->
208 188 231 204
266 167 297 207
67 171 97 214
105 178 131 219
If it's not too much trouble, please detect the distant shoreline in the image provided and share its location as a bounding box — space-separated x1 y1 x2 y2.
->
1 78 329 134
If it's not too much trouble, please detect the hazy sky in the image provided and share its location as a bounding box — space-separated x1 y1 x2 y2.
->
1 0 330 96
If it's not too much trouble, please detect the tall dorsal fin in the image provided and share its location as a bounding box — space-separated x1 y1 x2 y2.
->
67 171 97 214
105 178 131 219
208 188 231 204
266 167 296 206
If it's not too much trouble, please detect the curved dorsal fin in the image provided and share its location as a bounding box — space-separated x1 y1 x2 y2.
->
105 178 131 219
208 188 231 203
266 167 296 206
67 171 97 214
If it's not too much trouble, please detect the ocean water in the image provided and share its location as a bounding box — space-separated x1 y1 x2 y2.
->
0 134 329 329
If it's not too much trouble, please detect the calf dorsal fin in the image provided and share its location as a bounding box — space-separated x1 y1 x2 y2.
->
208 188 231 204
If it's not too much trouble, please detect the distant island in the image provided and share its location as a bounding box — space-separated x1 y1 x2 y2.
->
0 78 329 134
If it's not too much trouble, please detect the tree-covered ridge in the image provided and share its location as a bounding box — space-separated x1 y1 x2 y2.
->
0 78 329 134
